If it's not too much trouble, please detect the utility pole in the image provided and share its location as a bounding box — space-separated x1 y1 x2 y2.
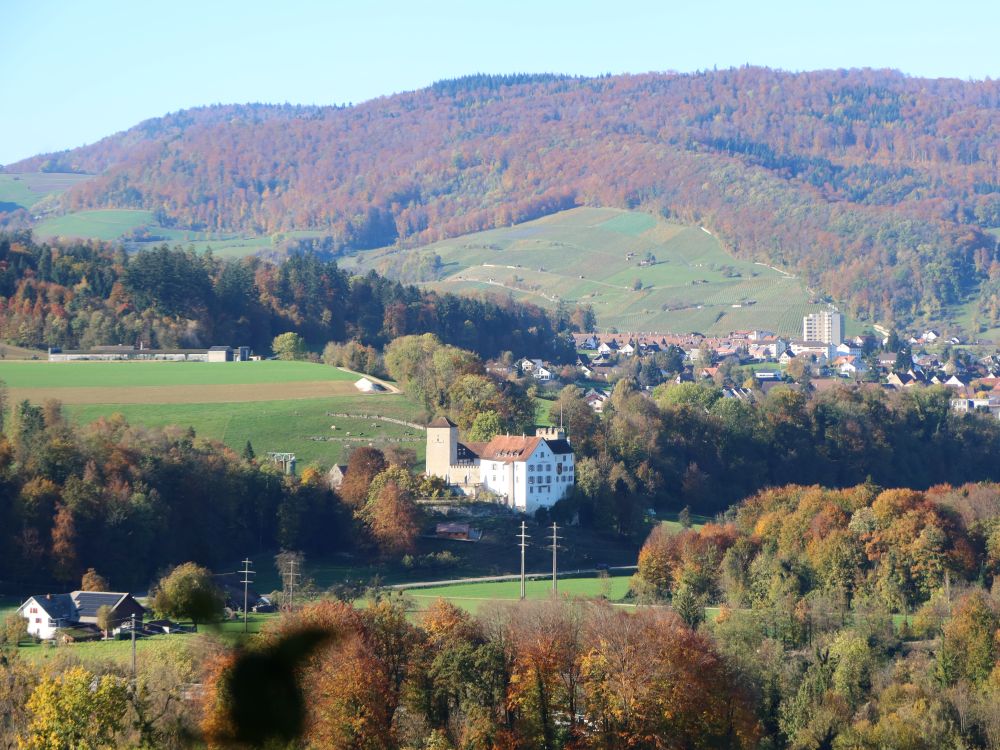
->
549 523 562 594
130 613 136 680
286 557 299 611
518 522 530 600
240 558 254 633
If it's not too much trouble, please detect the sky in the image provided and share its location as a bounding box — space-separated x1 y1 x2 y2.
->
2 0 999 165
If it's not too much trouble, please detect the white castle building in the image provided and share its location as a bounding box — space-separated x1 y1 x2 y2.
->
425 416 574 513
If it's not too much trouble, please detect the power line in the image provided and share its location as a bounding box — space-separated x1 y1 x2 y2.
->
285 556 300 611
517 521 530 600
547 522 563 594
240 558 254 634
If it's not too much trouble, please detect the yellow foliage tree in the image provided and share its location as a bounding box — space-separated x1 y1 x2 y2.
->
20 665 129 750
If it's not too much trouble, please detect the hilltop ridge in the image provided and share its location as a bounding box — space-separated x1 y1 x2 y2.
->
4 68 1000 333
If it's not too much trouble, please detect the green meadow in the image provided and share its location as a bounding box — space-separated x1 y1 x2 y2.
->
400 573 633 614
66 396 427 469
345 207 833 337
0 360 355 388
31 204 329 259
0 172 92 211
34 209 157 241
0 360 426 469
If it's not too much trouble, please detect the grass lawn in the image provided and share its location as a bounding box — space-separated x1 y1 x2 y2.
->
15 613 280 667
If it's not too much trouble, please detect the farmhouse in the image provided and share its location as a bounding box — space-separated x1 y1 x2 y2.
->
17 591 145 640
425 418 575 513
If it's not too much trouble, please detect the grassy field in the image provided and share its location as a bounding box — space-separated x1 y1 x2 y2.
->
400 573 632 614
0 173 92 211
68 395 426 468
344 207 834 337
0 361 426 469
138 228 329 258
34 209 157 241
15 614 279 667
0 360 357 389
28 204 328 258
0 360 373 405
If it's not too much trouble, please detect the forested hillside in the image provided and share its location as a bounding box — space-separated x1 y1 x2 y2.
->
0 233 574 359
6 68 1000 330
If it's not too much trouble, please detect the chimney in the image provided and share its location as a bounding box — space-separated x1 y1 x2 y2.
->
46 593 52 600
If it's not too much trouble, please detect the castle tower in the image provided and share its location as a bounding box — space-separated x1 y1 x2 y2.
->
535 426 566 440
426 415 458 480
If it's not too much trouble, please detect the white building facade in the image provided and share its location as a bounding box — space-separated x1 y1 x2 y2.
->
802 311 844 346
425 421 574 513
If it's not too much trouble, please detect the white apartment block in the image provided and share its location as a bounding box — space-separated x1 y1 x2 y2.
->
803 311 844 346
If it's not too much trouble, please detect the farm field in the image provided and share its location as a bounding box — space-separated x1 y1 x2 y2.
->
29 204 328 258
67 395 427 468
345 207 837 337
0 361 425 469
400 573 633 614
0 360 357 389
0 172 92 211
34 209 157 241
0 360 372 405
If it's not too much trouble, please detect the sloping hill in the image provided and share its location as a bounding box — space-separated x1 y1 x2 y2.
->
5 69 1000 332
346 207 829 336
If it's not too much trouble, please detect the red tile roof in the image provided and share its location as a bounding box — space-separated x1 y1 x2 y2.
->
479 435 543 463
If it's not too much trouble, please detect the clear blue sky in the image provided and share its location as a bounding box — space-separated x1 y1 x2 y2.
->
2 0 998 165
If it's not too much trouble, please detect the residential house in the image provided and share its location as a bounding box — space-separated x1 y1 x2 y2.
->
834 355 868 378
721 387 755 402
952 395 1000 417
886 372 917 389
520 359 554 381
18 591 145 640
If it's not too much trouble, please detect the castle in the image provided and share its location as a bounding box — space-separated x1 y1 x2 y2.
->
425 417 575 513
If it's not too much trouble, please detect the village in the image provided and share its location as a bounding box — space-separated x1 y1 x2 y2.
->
498 310 1000 419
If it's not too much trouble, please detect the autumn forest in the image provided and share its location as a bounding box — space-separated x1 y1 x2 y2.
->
7 68 1000 330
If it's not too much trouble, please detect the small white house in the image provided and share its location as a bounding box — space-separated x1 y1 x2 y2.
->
532 364 554 381
18 594 75 640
